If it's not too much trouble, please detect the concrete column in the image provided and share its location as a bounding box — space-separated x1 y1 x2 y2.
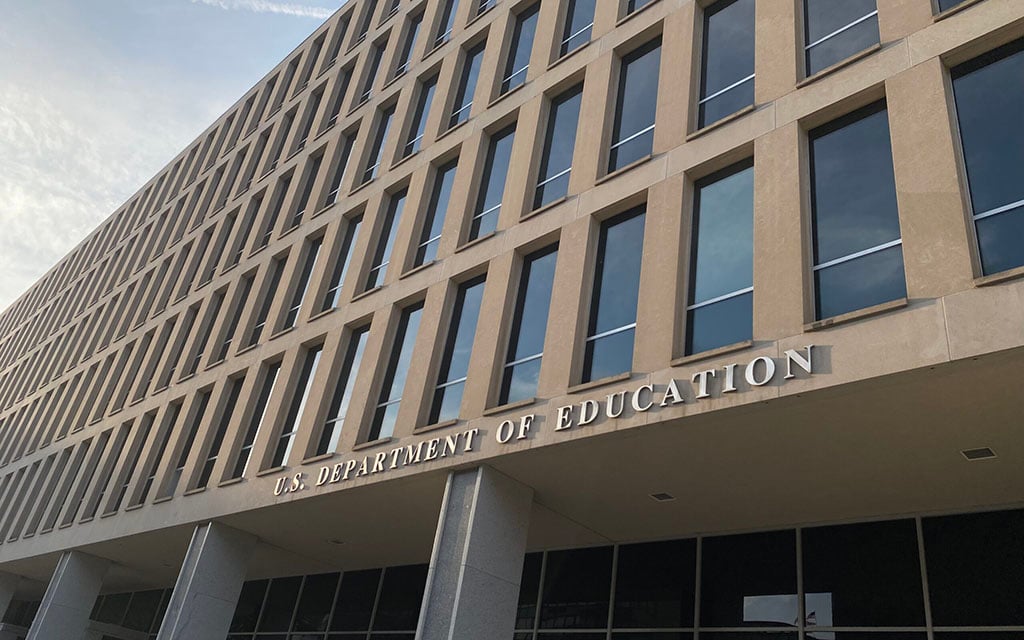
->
416 466 533 640
28 551 109 640
156 522 257 640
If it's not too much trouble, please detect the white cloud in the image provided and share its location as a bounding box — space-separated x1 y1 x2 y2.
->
190 0 334 19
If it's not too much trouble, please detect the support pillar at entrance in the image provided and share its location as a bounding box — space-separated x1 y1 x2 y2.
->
416 466 533 640
156 521 257 640
27 551 109 640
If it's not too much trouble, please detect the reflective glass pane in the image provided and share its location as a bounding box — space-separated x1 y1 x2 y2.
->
690 162 754 303
231 580 269 632
584 328 634 383
366 190 406 290
936 0 968 10
610 38 661 172
472 125 516 240
976 207 1024 275
123 590 163 632
613 634 692 640
293 573 340 632
330 569 381 631
686 292 752 355
319 326 370 455
501 358 542 406
534 85 583 209
804 0 878 75
806 15 879 76
540 546 613 629
450 42 486 128
503 4 539 93
416 160 458 266
589 209 645 336
258 576 302 631
561 0 596 56
700 530 798 628
430 277 485 423
801 519 925 628
700 0 755 127
404 77 437 156
516 552 543 629
809 634 926 640
96 592 130 625
614 539 696 628
372 564 428 631
814 245 906 319
508 246 558 363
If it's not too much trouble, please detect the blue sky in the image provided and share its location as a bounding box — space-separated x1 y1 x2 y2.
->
0 0 344 311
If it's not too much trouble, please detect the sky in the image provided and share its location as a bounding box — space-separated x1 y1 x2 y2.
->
0 0 346 312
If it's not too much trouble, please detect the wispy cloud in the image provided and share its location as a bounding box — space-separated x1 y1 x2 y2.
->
191 0 334 19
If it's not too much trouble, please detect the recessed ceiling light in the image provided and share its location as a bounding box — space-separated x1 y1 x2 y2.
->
961 447 997 461
649 492 676 502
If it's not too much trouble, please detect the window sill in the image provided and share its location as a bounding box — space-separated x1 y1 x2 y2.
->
488 82 526 109
933 0 986 21
183 487 207 497
219 477 245 488
456 231 496 254
400 260 437 280
804 297 908 332
177 372 197 384
79 516 95 525
152 496 173 505
568 371 634 395
308 307 338 323
351 285 383 303
671 339 755 367
413 419 459 435
204 358 225 372
797 43 883 89
596 154 654 186
236 343 259 357
521 195 570 223
347 98 370 117
349 178 375 198
314 122 336 141
390 150 419 171
436 119 469 144
483 397 537 417
124 503 144 512
312 201 337 218
303 452 335 465
466 4 495 29
548 40 592 72
257 466 285 478
352 437 393 452
974 264 1024 287
686 104 756 142
616 0 662 26
269 326 296 341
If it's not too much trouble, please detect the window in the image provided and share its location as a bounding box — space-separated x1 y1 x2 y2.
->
434 0 459 47
163 389 211 497
698 0 755 128
429 276 485 424
246 257 287 347
231 362 281 479
358 40 387 104
449 42 487 129
258 175 292 249
317 326 370 456
414 160 458 266
686 160 754 355
701 529 797 628
216 274 255 360
365 189 406 290
324 132 356 206
137 403 181 504
323 67 353 131
936 0 969 11
394 12 423 77
470 124 515 240
501 3 539 94
804 0 879 76
363 105 395 183
404 74 438 157
608 37 661 172
500 245 557 405
271 345 323 468
533 84 583 210
583 207 645 383
321 216 363 311
289 155 322 229
354 0 379 45
624 0 656 14
477 0 496 16
951 39 1024 276
282 237 322 330
560 0 595 57
368 302 423 441
197 376 244 489
809 101 905 319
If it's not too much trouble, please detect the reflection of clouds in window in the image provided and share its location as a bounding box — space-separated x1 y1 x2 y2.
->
692 166 753 303
804 592 834 632
742 593 799 626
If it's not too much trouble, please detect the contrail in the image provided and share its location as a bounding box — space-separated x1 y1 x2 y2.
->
191 0 336 19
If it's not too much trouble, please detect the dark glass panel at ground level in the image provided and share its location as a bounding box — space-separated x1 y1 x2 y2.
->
700 530 798 628
259 576 303 631
230 579 269 632
293 572 340 632
540 546 614 629
330 569 381 631
517 552 544 629
372 564 428 631
808 634 927 640
614 539 696 629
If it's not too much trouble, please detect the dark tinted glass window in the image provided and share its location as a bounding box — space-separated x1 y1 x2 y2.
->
802 519 925 628
502 4 539 93
319 325 370 455
804 0 879 76
247 257 285 346
609 38 661 172
123 589 163 632
923 508 1024 626
614 539 696 629
95 592 130 625
625 0 657 14
363 105 395 183
231 362 280 478
373 564 428 631
271 344 322 467
366 189 407 290
257 576 302 631
230 580 269 632
471 124 515 240
321 215 362 311
369 303 424 441
534 85 583 210
686 160 753 354
583 208 645 383
561 0 596 56
404 75 437 157
516 552 543 629
810 101 905 319
415 160 458 266
700 529 797 628
429 276 486 424
699 0 755 128
293 572 340 632
283 237 322 329
324 132 355 206
434 0 459 46
951 39 1024 275
330 568 381 631
501 245 557 405
394 13 422 77
450 41 487 128
359 41 386 103
936 0 969 11
540 546 613 629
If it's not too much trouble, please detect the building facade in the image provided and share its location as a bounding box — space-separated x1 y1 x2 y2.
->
0 0 1022 637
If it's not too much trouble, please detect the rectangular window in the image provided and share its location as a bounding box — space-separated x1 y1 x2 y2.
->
609 37 661 172
434 0 459 47
164 389 211 497
317 326 370 456
197 375 244 489
936 0 968 11
258 175 292 249
470 124 515 240
323 67 353 131
324 132 356 206
804 0 879 76
534 84 583 210
686 160 754 355
951 39 1024 276
560 0 595 57
810 101 905 319
247 257 287 347
355 0 379 45
369 303 423 441
290 155 322 229
363 105 395 183
501 3 539 94
583 207 645 383
295 90 323 154
137 402 182 504
429 276 485 424
365 189 407 290
231 362 282 479
449 42 486 129
185 291 224 376
216 274 255 361
698 0 755 128
625 0 656 14
414 160 458 266
283 238 322 330
500 245 557 405
271 345 323 468
358 40 387 104
321 216 363 311
403 75 438 157
394 12 422 78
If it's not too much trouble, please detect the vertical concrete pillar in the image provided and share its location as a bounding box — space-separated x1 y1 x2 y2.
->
156 522 257 640
416 466 533 640
27 551 109 640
